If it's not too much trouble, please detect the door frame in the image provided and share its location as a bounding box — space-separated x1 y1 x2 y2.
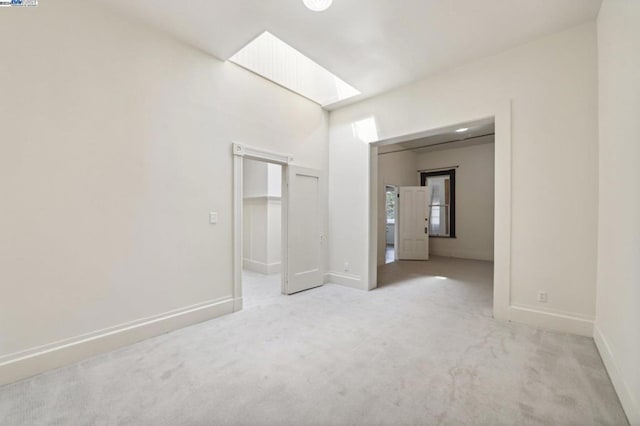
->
368 100 512 322
232 143 293 312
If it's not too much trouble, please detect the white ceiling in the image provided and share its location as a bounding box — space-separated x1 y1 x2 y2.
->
93 0 602 109
377 118 495 155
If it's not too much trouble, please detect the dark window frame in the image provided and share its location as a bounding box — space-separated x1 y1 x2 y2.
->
420 169 456 238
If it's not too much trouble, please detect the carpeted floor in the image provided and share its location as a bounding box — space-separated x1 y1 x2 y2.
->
242 270 283 308
0 257 628 425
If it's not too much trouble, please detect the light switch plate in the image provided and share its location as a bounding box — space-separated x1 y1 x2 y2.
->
537 291 548 303
209 212 218 224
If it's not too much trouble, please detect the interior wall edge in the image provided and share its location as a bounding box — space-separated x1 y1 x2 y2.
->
594 326 640 425
0 297 234 387
507 305 594 337
242 259 281 274
324 272 363 289
430 250 494 262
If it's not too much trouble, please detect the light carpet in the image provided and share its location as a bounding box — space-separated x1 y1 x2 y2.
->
0 257 628 425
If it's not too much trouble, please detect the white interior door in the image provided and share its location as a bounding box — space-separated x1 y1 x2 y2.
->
285 166 324 294
397 186 431 260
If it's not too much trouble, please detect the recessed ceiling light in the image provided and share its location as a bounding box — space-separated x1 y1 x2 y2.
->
455 128 469 133
303 0 333 12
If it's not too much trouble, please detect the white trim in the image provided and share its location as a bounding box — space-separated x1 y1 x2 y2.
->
368 100 512 323
281 168 289 294
430 249 494 262
324 271 362 289
368 145 379 290
0 297 234 386
242 259 281 274
594 326 640 425
233 297 243 312
232 143 293 306
508 305 594 336
243 196 282 204
232 143 293 165
233 149 244 311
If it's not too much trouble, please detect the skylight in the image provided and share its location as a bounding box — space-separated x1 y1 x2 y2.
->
229 31 360 107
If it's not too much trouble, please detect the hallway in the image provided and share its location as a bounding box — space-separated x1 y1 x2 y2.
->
242 270 282 308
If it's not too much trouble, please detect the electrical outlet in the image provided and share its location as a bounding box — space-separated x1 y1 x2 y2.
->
344 262 349 272
209 212 218 224
537 291 548 303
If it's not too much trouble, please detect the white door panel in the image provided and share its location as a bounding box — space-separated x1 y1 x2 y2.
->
397 186 430 260
285 166 323 294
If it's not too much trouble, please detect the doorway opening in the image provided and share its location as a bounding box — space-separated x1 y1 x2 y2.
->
241 158 283 307
374 117 497 310
232 143 291 312
232 143 326 312
384 185 397 263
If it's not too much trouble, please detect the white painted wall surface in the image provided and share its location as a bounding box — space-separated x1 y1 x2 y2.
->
243 160 282 198
242 198 281 274
595 1 640 423
415 139 495 262
266 198 281 267
243 159 269 198
328 23 598 332
376 151 418 265
267 163 282 197
0 0 327 381
243 159 282 274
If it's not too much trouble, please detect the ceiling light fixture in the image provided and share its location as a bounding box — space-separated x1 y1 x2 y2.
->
455 127 469 133
303 0 333 12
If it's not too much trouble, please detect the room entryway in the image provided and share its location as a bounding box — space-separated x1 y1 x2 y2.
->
242 269 282 308
242 158 284 306
232 143 325 311
384 185 397 264
374 118 497 311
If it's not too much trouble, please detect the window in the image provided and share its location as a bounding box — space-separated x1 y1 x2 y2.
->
229 31 360 106
420 169 456 238
385 186 396 223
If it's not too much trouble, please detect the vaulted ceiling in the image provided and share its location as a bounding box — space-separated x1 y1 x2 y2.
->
94 0 602 109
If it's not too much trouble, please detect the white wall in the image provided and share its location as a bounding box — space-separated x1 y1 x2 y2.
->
415 139 495 262
243 160 282 198
267 163 282 197
594 1 640 423
328 23 598 334
243 159 269 198
0 0 327 383
377 151 418 264
243 159 282 274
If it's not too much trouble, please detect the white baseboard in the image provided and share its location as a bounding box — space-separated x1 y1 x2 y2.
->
594 326 640 425
430 249 494 262
0 297 234 386
233 297 243 312
324 271 363 290
243 259 281 274
508 305 594 336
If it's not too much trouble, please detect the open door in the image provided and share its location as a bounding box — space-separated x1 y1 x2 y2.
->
397 186 431 260
284 166 324 294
